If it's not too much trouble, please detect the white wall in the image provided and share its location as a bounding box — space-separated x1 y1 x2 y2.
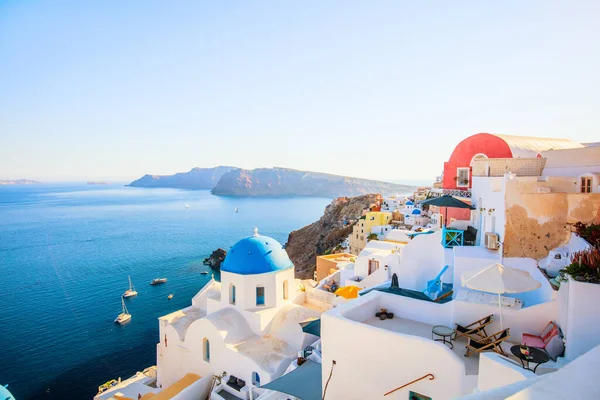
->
220 269 295 312
471 177 506 244
395 230 445 291
476 353 534 393
563 277 600 360
171 375 214 400
158 314 286 390
321 292 466 400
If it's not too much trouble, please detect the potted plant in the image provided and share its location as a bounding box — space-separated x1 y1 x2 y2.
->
561 247 600 284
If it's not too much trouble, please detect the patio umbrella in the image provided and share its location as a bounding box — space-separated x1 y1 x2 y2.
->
334 285 361 299
461 263 541 329
420 194 474 226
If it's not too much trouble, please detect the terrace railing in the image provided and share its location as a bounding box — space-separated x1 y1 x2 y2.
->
442 227 464 248
384 373 435 396
442 188 472 198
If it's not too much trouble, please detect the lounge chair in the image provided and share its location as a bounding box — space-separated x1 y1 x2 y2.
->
464 226 477 246
522 321 564 361
454 315 493 341
465 328 510 357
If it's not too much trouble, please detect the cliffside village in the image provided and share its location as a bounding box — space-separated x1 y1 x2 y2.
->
97 133 600 400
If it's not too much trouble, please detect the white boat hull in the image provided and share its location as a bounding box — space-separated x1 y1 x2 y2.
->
115 313 131 324
123 290 138 298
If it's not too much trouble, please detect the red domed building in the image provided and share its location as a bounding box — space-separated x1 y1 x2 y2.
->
439 133 582 222
443 133 583 191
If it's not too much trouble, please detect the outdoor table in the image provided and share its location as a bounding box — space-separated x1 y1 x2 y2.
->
510 345 550 373
432 325 454 349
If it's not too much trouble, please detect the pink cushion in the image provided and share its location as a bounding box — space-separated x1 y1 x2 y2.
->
522 333 545 348
543 326 559 345
540 322 556 341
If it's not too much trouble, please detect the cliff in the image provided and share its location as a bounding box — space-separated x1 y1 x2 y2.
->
286 194 378 279
127 166 237 189
211 167 414 197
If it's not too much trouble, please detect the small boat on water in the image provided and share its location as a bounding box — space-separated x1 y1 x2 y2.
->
150 278 167 285
122 275 137 298
201 271 209 275
185 204 189 209
235 207 238 213
115 298 131 324
168 294 173 300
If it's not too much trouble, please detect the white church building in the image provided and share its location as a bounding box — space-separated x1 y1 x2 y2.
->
155 229 324 398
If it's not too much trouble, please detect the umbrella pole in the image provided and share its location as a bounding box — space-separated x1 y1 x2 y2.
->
498 293 503 330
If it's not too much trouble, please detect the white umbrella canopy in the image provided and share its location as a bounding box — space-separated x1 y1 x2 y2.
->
461 263 541 329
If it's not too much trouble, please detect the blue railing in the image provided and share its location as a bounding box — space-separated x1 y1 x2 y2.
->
442 227 463 248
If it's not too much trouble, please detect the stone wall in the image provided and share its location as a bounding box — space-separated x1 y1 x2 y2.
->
503 180 600 258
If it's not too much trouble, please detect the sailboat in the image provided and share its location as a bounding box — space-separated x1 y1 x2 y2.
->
123 276 138 298
235 207 238 213
114 298 131 324
186 204 189 209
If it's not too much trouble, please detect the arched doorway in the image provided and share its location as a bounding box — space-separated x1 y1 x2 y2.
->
252 372 260 386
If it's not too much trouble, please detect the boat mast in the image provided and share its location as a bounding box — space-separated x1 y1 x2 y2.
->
128 275 135 291
121 298 128 315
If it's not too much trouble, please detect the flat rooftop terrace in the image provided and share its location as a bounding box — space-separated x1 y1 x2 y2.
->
363 316 517 376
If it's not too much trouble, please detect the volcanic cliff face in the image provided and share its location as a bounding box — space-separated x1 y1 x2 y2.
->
211 167 414 197
127 166 237 189
286 194 378 279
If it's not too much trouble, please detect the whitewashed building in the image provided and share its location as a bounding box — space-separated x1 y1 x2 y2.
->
154 229 325 399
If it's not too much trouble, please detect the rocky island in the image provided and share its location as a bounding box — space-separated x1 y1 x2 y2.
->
0 179 41 185
127 166 237 190
128 166 415 197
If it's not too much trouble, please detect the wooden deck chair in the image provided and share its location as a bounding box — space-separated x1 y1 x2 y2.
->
454 314 493 341
465 328 510 357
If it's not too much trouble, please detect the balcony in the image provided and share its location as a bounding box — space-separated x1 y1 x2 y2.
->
442 227 464 248
442 188 472 198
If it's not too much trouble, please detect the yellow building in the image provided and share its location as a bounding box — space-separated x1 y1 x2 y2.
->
315 253 355 281
349 211 393 255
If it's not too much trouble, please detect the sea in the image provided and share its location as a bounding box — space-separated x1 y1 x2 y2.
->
0 183 331 399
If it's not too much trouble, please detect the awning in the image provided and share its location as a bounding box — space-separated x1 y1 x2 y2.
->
420 194 474 209
260 360 322 400
300 319 321 337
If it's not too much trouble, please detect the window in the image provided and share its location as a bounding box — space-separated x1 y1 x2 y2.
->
203 338 210 362
283 280 289 300
581 177 592 193
256 286 265 306
229 284 236 305
456 167 470 187
356 234 358 239
252 372 261 386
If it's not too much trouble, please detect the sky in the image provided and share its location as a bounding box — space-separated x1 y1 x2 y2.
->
1 1 599 182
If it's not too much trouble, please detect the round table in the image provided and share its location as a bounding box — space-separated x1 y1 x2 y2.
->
432 325 454 349
510 345 550 373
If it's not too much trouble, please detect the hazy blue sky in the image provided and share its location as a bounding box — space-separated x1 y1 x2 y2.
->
1 1 599 182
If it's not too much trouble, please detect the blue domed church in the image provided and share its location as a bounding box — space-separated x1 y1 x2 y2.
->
220 228 296 311
154 229 324 397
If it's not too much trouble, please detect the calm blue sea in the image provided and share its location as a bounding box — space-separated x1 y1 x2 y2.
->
0 184 330 399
